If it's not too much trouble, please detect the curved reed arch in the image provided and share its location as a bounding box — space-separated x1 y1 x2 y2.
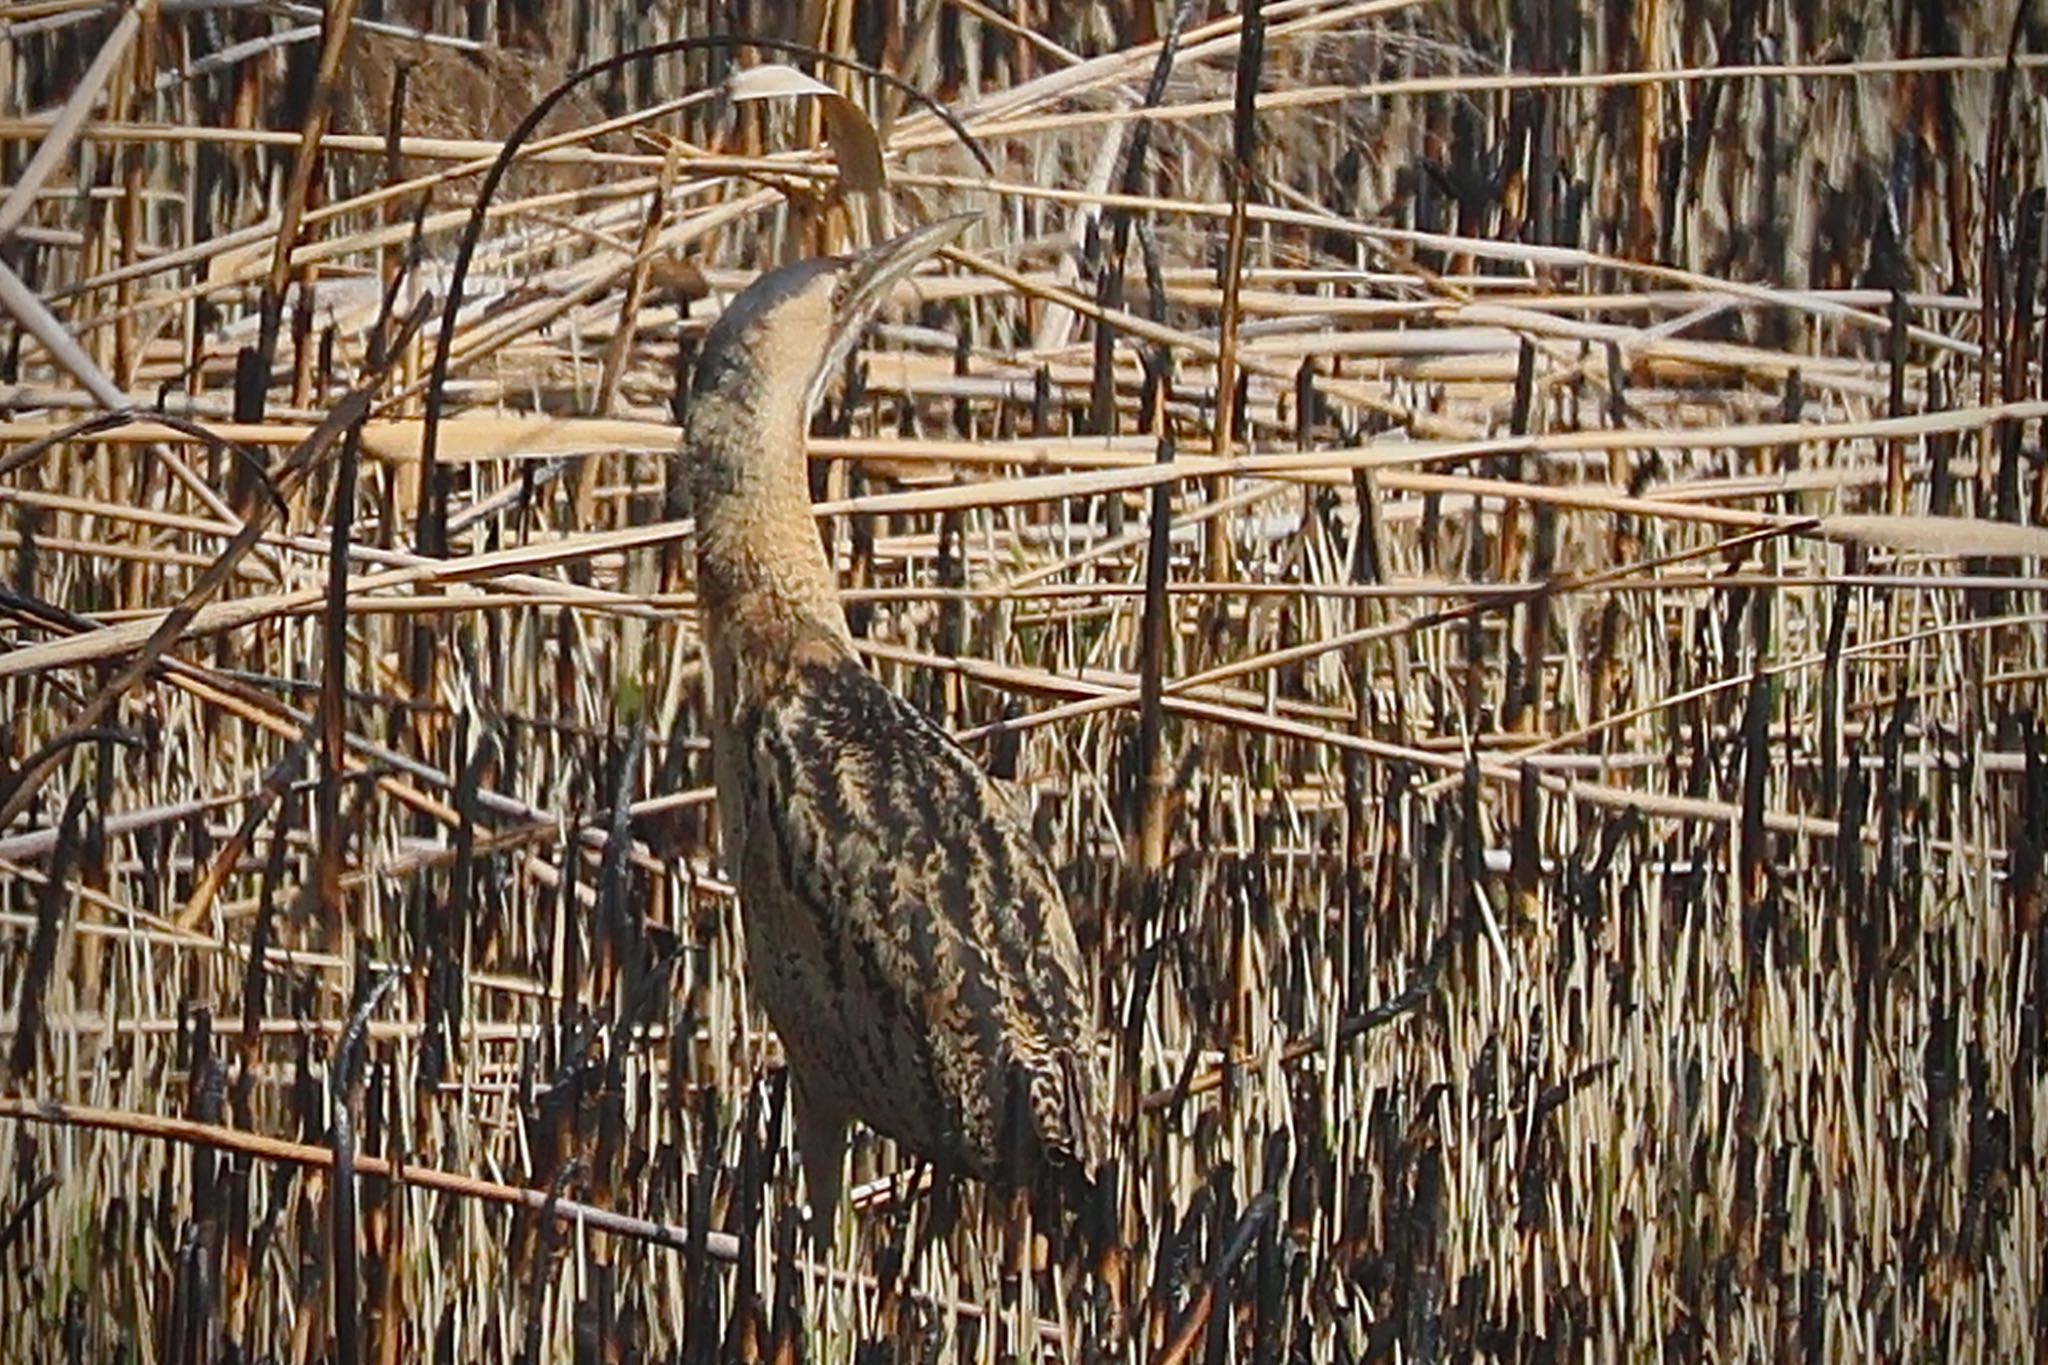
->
415 34 996 554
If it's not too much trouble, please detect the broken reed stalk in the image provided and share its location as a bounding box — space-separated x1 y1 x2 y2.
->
1134 394 1177 894
0 1096 1060 1341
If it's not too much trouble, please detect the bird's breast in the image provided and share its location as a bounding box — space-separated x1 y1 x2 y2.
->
726 761 972 1167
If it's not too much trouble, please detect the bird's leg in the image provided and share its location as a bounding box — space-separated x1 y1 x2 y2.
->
1001 1183 1036 1359
790 1076 849 1251
789 1077 849 1359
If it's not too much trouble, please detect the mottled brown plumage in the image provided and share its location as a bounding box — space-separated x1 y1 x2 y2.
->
685 218 1106 1236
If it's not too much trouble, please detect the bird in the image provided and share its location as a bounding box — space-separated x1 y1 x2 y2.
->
684 214 1107 1243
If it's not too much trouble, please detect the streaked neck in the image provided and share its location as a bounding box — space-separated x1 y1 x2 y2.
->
689 389 852 662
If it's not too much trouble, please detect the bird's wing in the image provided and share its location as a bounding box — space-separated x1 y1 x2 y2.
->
746 652 1104 1178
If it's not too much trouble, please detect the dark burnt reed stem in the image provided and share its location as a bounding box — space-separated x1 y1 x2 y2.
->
318 421 361 932
1208 0 1264 585
682 1084 721 1363
8 787 82 1087
0 1175 58 1272
330 971 395 1365
1154 1189 1275 1365
1088 0 1199 441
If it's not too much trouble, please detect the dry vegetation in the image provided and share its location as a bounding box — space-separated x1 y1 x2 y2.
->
3 0 2047 1359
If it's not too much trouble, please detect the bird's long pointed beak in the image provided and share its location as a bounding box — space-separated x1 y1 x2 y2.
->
814 213 978 395
841 212 979 318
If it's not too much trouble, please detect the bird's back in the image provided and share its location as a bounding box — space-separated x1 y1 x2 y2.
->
720 638 1105 1187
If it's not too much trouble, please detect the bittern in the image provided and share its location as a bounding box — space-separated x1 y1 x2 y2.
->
685 215 1107 1240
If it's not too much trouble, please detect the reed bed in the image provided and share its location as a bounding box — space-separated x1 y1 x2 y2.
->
2 0 2045 1359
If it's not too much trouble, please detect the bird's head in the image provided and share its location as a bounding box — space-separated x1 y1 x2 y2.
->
687 212 978 449
685 213 978 627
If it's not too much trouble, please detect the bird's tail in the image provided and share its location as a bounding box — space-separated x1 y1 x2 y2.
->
1002 1058 1115 1267
1026 1040 1106 1180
